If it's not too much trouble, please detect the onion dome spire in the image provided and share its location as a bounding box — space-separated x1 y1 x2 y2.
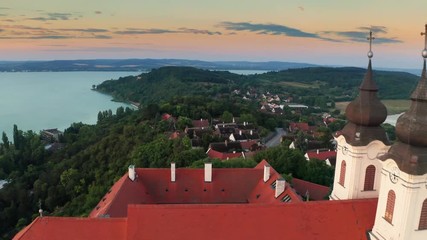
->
345 31 387 126
395 24 427 146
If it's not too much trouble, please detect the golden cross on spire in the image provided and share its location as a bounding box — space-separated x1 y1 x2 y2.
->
367 31 375 59
421 24 427 58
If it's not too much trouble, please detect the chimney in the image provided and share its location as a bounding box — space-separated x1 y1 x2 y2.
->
128 165 136 181
205 162 212 182
250 130 253 135
239 130 242 135
263 165 270 182
316 149 319 154
232 117 235 123
171 162 176 182
275 179 286 198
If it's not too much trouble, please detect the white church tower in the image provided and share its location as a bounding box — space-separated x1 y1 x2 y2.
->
330 32 390 200
369 25 427 240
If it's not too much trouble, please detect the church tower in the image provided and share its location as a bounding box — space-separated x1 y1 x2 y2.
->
369 25 427 240
330 32 390 200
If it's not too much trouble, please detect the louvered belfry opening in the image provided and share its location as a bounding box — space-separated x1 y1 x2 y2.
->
385 190 396 223
419 199 427 230
339 160 346 186
363 165 375 191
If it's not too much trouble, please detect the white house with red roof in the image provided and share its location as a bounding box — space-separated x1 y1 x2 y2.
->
304 149 337 166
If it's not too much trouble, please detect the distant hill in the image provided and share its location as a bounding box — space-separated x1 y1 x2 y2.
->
95 66 419 104
0 59 317 72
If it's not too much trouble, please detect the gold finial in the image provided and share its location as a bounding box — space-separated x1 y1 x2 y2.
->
421 24 427 58
367 31 375 59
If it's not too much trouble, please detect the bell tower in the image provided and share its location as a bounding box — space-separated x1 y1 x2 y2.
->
369 25 427 240
330 31 390 200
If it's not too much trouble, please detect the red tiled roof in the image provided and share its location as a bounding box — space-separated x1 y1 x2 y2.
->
239 140 258 150
192 119 209 128
161 113 172 121
91 160 300 218
126 199 377 240
290 122 310 132
207 149 243 160
13 217 126 240
307 150 337 161
292 177 331 201
15 160 378 240
16 199 377 240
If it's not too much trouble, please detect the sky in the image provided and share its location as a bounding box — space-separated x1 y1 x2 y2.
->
0 0 427 68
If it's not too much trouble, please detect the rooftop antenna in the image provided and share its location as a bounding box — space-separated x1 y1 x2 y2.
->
421 24 427 59
38 199 43 217
367 31 375 59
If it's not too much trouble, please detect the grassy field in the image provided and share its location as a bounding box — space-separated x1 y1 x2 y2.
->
335 99 410 115
277 81 323 88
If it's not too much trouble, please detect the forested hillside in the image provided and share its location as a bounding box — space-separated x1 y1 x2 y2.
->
96 66 419 105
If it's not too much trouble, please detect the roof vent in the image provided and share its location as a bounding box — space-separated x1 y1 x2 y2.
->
264 164 270 182
171 162 176 182
275 179 286 198
204 162 212 182
128 165 136 181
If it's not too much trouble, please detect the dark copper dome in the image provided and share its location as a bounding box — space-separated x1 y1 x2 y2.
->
345 60 387 126
395 60 427 147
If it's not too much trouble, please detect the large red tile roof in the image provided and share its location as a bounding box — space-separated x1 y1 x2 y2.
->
16 199 377 240
15 160 378 240
90 160 301 218
13 217 126 240
126 199 377 240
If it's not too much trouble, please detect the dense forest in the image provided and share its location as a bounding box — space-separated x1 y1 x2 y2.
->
0 65 408 239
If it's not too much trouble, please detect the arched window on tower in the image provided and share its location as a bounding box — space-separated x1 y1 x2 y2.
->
419 199 427 230
363 165 376 191
385 190 396 223
339 160 346 186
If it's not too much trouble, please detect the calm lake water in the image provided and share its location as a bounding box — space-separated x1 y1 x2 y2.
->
0 71 139 139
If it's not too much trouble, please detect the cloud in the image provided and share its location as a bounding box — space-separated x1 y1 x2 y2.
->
27 12 78 21
94 11 102 14
93 35 112 39
358 26 388 34
178 28 221 35
114 27 221 35
57 28 109 33
42 46 151 52
322 26 402 44
298 6 304 11
0 24 113 40
218 22 320 38
114 28 176 35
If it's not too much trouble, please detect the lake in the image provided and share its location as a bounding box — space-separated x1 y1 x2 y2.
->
0 71 139 139
384 113 403 126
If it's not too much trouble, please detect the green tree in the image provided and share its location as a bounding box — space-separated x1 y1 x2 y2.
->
2 132 9 150
176 116 192 130
221 111 233 123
